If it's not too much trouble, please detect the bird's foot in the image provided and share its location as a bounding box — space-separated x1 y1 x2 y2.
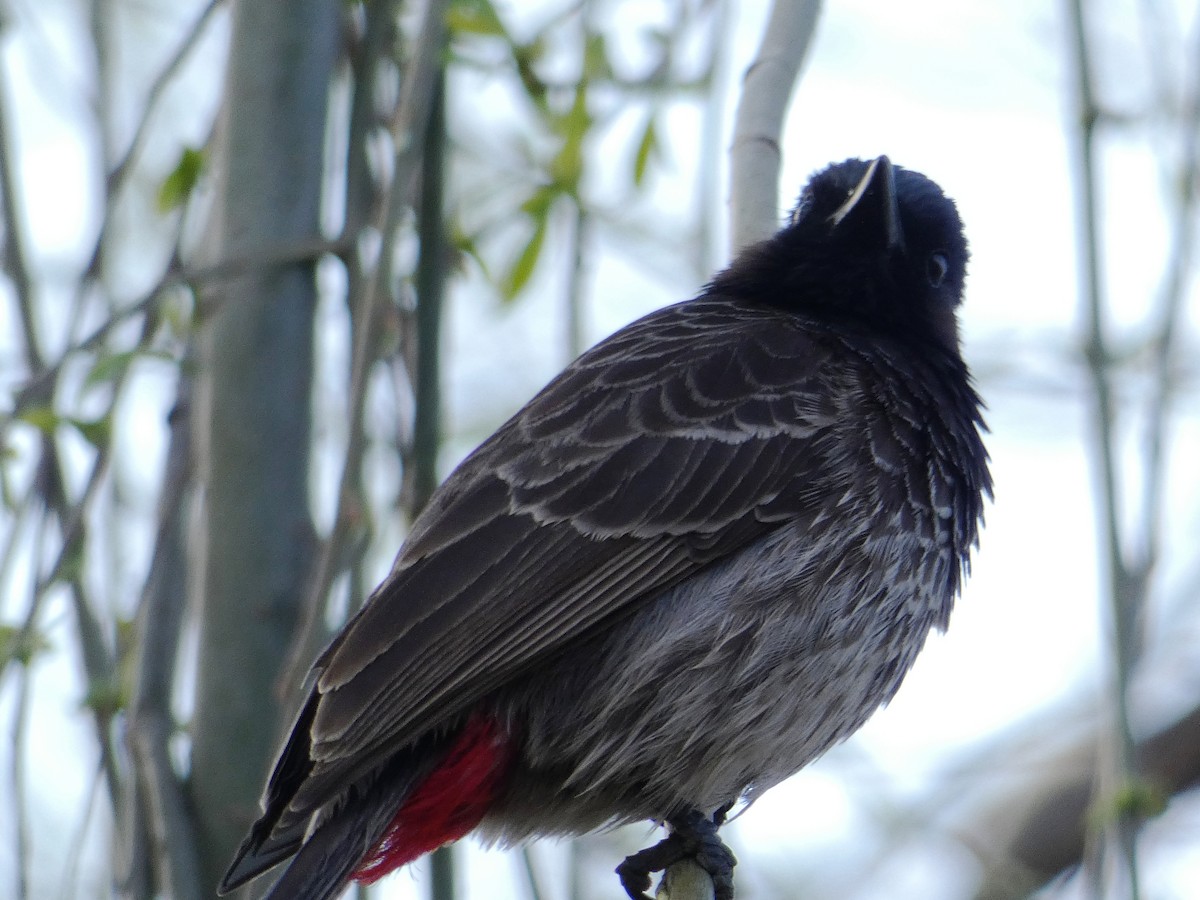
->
617 808 737 900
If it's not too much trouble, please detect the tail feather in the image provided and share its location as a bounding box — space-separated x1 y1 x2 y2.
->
218 823 304 895
219 752 435 900
219 713 514 900
257 769 423 900
219 691 323 893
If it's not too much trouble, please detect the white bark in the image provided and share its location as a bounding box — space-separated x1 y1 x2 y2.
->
729 0 822 253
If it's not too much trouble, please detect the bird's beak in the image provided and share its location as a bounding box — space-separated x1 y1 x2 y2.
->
828 156 904 253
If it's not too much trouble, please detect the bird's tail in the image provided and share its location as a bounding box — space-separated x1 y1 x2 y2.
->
223 712 514 900
256 766 423 900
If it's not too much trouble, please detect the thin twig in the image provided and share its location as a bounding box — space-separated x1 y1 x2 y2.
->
4 496 53 900
106 0 226 198
119 366 200 900
1064 0 1143 895
130 718 203 900
965 701 1200 898
278 0 448 695
0 478 39 654
7 235 352 424
1139 19 1200 573
564 203 588 363
25 282 194 819
3 19 128 807
89 0 118 165
696 0 732 277
0 38 44 373
519 846 547 900
57 760 104 900
0 501 49 687
7 575 38 900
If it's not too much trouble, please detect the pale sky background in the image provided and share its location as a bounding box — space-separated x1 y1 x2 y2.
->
2 1 1199 899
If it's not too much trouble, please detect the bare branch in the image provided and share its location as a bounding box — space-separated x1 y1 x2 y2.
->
518 846 547 900
278 0 449 695
728 0 821 252
0 46 44 372
966 704 1200 899
404 66 446 516
58 761 104 900
1064 0 1145 893
118 369 200 900
129 718 203 900
7 641 34 900
657 860 715 900
1139 19 1200 570
8 235 352 425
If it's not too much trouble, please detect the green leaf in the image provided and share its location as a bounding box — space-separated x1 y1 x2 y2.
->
501 212 549 301
1088 779 1169 829
157 146 205 213
1113 780 1168 820
632 115 659 187
115 617 137 658
453 227 491 280
549 85 591 192
159 284 197 340
82 677 127 718
0 444 17 509
446 0 507 37
15 405 60 435
84 348 176 390
513 42 548 113
66 416 111 449
0 623 52 666
85 352 133 388
582 32 613 82
519 185 556 218
55 535 85 586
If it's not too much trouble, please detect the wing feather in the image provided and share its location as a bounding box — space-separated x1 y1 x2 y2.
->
255 297 905 847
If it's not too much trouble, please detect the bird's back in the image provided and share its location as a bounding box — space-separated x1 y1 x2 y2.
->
479 314 988 842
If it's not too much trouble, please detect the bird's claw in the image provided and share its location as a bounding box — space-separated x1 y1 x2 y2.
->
616 809 737 900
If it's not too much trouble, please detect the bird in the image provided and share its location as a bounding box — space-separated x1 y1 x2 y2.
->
219 155 990 900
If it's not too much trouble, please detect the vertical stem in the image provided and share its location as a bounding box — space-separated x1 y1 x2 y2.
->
1064 1 1142 896
564 203 588 363
0 49 43 373
411 70 446 515
190 1 340 893
520 846 547 900
119 368 201 900
412 65 453 900
9 648 32 900
696 0 732 277
429 847 455 900
728 0 822 252
1139 21 1200 573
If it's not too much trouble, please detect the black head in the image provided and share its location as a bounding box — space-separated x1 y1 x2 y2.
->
718 156 969 353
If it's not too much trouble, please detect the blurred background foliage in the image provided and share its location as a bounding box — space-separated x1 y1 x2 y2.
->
0 1 1198 899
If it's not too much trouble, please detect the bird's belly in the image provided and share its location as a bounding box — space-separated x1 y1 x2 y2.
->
483 514 952 842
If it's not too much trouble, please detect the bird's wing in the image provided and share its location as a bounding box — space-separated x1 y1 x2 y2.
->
266 297 856 844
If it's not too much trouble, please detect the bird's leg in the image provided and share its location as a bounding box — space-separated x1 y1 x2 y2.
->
616 833 686 900
616 808 737 900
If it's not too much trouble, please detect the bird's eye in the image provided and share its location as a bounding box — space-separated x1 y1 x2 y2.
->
926 252 949 288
